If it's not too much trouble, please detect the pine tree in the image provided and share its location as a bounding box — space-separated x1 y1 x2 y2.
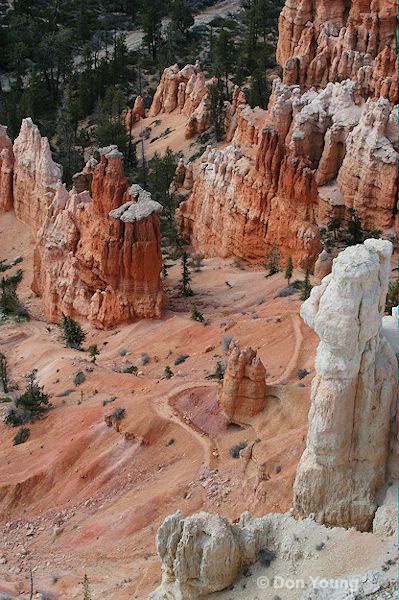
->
181 251 193 296
88 345 100 364
209 81 226 142
15 370 50 419
347 209 363 245
60 314 86 349
191 304 204 322
300 259 312 301
284 256 293 286
265 245 280 276
82 574 91 600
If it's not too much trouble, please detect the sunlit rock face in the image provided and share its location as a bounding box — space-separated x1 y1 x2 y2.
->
277 0 398 103
12 118 63 235
0 125 14 213
294 239 398 531
32 148 164 329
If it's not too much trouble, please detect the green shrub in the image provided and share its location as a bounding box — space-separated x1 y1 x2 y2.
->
74 371 86 386
13 427 30 445
60 314 86 349
123 365 138 375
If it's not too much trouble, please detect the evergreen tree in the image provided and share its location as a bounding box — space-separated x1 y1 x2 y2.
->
300 259 312 301
82 574 92 600
284 256 293 286
15 370 50 417
56 88 83 186
265 245 280 276
181 251 193 296
347 208 363 245
147 148 180 222
328 217 342 240
88 345 100 364
170 0 194 35
209 81 226 142
191 304 204 322
60 314 86 349
0 269 29 319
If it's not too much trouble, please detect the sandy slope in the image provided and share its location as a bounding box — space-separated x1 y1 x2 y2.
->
0 212 320 599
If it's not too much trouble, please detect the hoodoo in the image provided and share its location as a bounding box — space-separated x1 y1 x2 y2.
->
33 148 164 328
294 239 398 531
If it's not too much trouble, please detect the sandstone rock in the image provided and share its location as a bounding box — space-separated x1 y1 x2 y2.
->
72 158 98 194
219 344 267 424
313 249 333 281
277 0 398 102
32 149 164 328
294 239 398 531
148 62 216 139
124 95 145 130
0 125 14 213
337 98 398 230
150 510 241 599
12 118 63 235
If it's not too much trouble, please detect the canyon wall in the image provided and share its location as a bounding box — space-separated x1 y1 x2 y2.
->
177 0 398 266
294 239 398 531
32 148 163 328
277 0 398 103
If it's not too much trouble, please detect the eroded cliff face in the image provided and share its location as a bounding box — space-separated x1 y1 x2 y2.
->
178 0 398 266
32 148 164 328
277 0 398 102
294 239 398 531
12 118 63 235
0 125 14 213
148 62 216 139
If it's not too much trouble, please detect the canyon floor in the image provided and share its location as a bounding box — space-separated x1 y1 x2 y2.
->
0 213 397 600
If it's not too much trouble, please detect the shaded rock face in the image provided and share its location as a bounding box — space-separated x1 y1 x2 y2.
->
277 0 398 103
12 118 63 235
0 125 14 213
32 148 164 329
148 62 215 139
313 249 333 281
219 344 267 424
294 239 398 531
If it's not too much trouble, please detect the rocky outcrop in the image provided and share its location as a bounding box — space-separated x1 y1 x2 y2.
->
124 95 145 130
294 239 398 531
219 344 267 424
150 511 241 599
179 72 398 265
277 0 398 102
336 98 398 230
150 509 381 599
313 249 333 281
32 147 163 328
148 62 216 139
12 118 63 235
170 159 194 195
71 158 98 194
0 125 14 213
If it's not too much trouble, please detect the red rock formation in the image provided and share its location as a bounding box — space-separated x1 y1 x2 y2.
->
179 65 397 264
32 147 164 328
148 62 217 139
218 344 267 424
0 126 14 213
124 95 145 130
277 0 398 102
12 118 63 235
